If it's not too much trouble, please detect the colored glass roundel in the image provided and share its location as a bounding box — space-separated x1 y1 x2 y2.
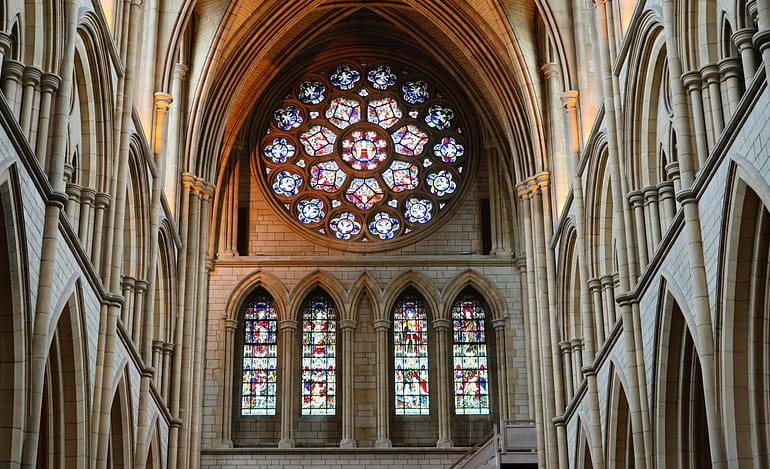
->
260 62 468 246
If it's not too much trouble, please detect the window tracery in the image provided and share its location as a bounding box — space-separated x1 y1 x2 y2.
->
258 62 467 246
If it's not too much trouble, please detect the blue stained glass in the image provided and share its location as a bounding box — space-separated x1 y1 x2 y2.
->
274 105 303 130
297 198 325 224
424 105 454 130
402 80 429 104
368 212 401 240
330 65 360 90
299 125 337 157
241 293 278 416
394 295 430 415
433 137 464 163
426 170 457 197
264 137 296 164
325 97 361 129
301 295 337 415
367 97 402 129
404 198 433 224
309 160 347 192
391 124 429 156
298 81 327 104
341 130 388 170
381 160 419 192
272 171 303 197
329 212 362 240
367 65 397 90
345 178 384 210
452 293 490 415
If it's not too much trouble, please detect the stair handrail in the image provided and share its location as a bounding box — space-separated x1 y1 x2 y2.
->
447 423 499 469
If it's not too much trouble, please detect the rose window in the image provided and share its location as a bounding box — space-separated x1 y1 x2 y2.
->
258 62 469 246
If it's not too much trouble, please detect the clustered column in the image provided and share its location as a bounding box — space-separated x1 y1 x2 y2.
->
433 318 452 448
339 319 357 448
491 318 509 420
278 319 298 448
221 318 239 447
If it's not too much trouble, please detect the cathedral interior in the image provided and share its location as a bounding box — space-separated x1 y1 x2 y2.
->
1 0 768 467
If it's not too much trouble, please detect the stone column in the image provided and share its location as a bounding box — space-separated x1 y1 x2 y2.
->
492 318 509 420
571 338 584 390
665 162 681 194
627 191 648 269
36 73 61 168
20 65 41 139
92 192 112 273
643 185 662 249
0 32 11 77
587 278 605 347
372 319 392 448
720 57 744 118
2 60 24 117
600 274 616 334
701 64 725 139
733 28 758 88
339 319 357 448
133 279 148 346
164 63 188 214
221 318 239 447
514 258 535 422
65 182 82 227
278 319 298 448
432 318 452 447
122 276 136 329
658 181 676 228
162 342 174 401
152 340 164 389
681 71 709 167
559 340 573 402
78 188 96 250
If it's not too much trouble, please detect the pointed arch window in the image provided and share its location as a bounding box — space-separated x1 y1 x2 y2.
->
241 293 278 415
393 294 430 415
300 294 337 415
452 292 490 415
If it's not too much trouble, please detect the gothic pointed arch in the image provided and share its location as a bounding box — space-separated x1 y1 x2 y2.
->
225 270 289 322
441 269 506 321
289 271 348 322
382 270 440 320
347 271 383 322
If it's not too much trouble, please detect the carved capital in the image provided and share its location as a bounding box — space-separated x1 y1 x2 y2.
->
681 70 703 91
154 92 173 113
561 90 579 110
432 318 451 332
718 57 743 80
732 28 757 49
699 64 721 84
339 319 357 331
278 319 298 332
224 318 239 332
642 185 659 203
40 73 61 93
2 60 24 81
22 65 42 87
373 319 391 332
94 192 112 209
627 190 644 208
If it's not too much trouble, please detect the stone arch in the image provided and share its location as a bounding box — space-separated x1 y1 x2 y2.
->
289 271 348 322
585 138 616 278
715 160 770 466
575 416 596 469
382 270 441 322
677 0 720 70
38 285 90 468
440 269 506 322
107 371 134 468
225 269 289 322
653 282 712 468
0 164 28 467
347 271 383 323
556 222 582 397
605 366 637 469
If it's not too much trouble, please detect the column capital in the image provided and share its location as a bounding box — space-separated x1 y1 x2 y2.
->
22 65 42 86
0 32 12 55
66 182 82 199
591 0 608 6
664 161 680 180
571 337 584 351
339 319 357 331
599 273 615 288
278 319 298 331
717 56 743 80
134 279 149 293
558 340 571 352
561 90 579 110
627 190 644 207
80 187 96 204
534 171 550 188
732 28 757 49
373 319 391 331
432 318 451 332
616 293 637 307
657 180 675 198
491 317 507 330
699 63 721 84
94 192 112 209
40 73 61 92
1 59 23 81
121 275 136 291
163 342 175 353
681 70 703 91
181 172 197 188
152 339 165 351
174 63 190 81
540 62 561 80
154 92 174 113
224 318 239 331
753 29 770 55
675 188 698 205
642 185 660 202
513 256 527 272
587 277 602 291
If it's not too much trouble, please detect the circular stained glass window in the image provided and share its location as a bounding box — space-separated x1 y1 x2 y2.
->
257 62 469 248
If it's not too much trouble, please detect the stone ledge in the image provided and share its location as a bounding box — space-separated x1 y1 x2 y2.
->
201 447 470 455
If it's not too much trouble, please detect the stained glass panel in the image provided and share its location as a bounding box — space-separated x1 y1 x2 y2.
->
300 125 337 157
309 160 347 193
394 296 430 415
325 97 361 129
392 125 429 156
345 178 384 210
367 98 402 129
452 293 490 415
241 294 278 416
301 295 337 415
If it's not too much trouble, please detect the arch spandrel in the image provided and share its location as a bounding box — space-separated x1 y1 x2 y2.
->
287 270 348 322
225 270 290 322
440 269 507 322
382 270 440 320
